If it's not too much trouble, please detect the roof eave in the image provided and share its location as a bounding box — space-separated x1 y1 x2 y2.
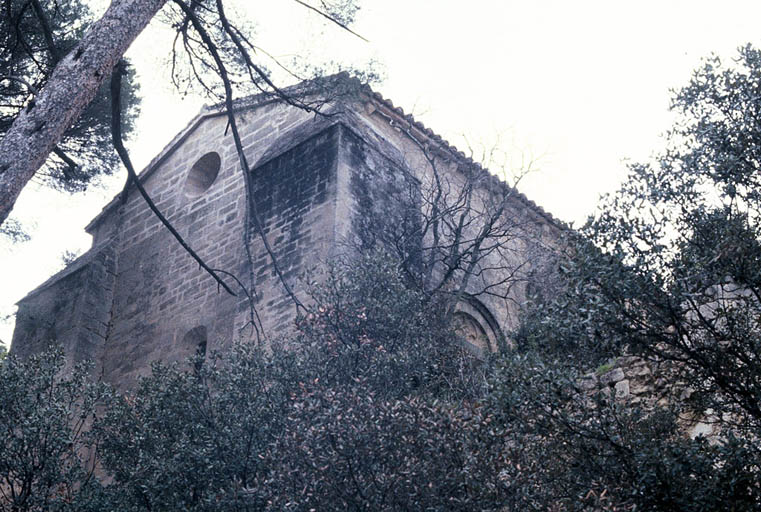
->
364 91 564 230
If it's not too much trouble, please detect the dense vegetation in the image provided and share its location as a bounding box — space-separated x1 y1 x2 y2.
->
1 254 510 511
4 46 761 510
508 44 761 510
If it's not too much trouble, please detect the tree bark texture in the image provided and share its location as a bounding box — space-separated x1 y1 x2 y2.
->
0 0 167 226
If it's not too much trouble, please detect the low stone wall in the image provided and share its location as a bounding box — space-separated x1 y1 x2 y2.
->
579 354 720 441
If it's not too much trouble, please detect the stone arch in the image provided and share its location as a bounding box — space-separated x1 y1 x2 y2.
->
452 296 504 357
181 325 208 370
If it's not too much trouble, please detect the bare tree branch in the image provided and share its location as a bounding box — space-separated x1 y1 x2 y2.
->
29 0 61 64
292 0 368 42
110 59 236 297
171 0 307 313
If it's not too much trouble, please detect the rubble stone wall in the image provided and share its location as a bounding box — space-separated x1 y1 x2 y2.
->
582 355 721 441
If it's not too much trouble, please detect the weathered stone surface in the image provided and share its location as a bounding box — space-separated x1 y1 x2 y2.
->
597 386 612 399
579 373 598 391
625 364 651 378
690 421 714 439
10 86 563 389
615 379 630 399
617 355 640 366
576 352 729 444
630 382 654 395
11 245 116 376
599 367 625 385
679 387 694 400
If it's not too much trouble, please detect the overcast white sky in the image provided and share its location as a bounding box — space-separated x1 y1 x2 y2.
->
3 0 761 345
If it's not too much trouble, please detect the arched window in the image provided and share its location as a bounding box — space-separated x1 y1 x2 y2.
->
182 326 208 371
452 296 504 357
453 311 491 355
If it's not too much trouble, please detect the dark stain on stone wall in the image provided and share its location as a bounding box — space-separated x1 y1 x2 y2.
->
11 245 116 374
247 122 340 328
342 125 422 270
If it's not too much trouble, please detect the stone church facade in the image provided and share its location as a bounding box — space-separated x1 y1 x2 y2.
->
11 80 561 388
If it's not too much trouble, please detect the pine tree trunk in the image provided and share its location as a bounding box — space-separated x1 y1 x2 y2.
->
0 0 167 226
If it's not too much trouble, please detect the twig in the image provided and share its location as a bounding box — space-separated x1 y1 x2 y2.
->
292 0 368 42
212 267 264 344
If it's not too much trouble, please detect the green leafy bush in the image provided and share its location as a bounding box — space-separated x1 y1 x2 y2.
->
0 348 110 511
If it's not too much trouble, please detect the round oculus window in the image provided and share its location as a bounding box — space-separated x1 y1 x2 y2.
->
184 152 221 197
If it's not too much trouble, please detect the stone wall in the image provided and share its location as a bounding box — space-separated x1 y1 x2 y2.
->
246 121 341 335
11 88 564 387
12 245 116 375
581 354 721 441
357 100 561 337
13 100 322 388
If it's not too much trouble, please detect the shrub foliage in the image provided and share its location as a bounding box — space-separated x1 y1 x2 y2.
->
5 46 761 511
